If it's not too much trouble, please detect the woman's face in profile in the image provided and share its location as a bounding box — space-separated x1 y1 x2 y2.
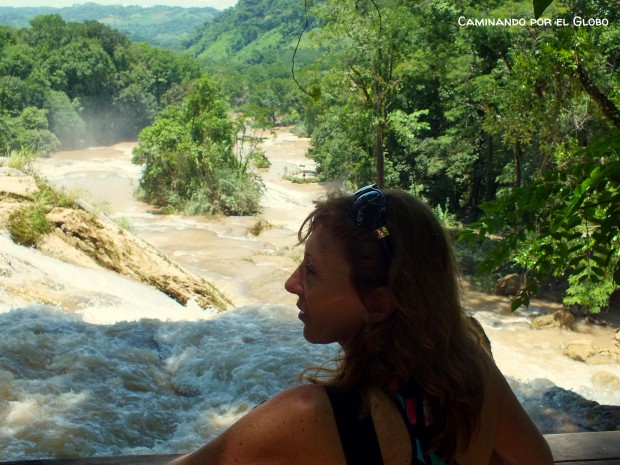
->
285 224 368 347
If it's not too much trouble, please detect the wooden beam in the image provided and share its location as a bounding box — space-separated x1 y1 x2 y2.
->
2 431 619 465
545 431 620 464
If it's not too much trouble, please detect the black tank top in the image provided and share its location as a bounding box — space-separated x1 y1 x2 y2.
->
325 383 447 465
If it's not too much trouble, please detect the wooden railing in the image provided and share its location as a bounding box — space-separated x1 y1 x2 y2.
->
545 431 620 464
3 431 619 465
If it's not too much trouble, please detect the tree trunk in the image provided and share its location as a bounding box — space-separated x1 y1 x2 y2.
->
485 135 495 201
514 141 522 188
574 56 620 128
375 123 385 188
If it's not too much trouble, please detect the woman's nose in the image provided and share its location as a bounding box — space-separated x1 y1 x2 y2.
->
285 265 303 295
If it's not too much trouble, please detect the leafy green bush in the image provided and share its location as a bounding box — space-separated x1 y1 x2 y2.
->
251 149 271 169
8 204 53 247
6 176 76 247
216 168 262 215
461 131 620 313
563 269 617 314
132 76 263 216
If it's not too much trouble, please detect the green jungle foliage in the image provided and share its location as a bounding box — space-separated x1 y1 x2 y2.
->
7 177 76 247
187 0 619 312
0 13 263 218
131 76 263 216
185 0 322 126
461 131 620 313
8 202 54 247
0 14 201 153
0 4 220 50
290 0 619 313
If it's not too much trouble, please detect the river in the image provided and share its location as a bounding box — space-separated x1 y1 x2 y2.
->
0 129 619 460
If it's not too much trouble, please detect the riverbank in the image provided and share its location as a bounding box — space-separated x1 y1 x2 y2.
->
32 130 329 308
0 167 230 312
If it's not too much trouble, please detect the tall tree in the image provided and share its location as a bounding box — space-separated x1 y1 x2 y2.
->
462 0 620 312
315 0 414 187
132 76 263 215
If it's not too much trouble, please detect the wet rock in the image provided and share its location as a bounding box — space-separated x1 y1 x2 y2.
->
592 371 620 391
0 252 13 277
494 273 523 296
0 170 38 225
585 315 609 327
541 386 620 431
0 173 231 310
0 167 38 198
531 310 575 330
41 206 231 310
562 341 620 365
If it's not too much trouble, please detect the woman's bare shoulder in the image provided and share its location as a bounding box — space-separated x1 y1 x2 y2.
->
273 383 331 408
253 383 336 426
169 384 343 465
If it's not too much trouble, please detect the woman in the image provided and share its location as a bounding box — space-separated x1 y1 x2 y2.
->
170 186 553 465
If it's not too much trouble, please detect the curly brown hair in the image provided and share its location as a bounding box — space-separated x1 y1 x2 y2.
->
298 188 487 460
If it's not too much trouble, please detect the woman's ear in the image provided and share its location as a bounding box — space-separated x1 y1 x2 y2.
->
365 287 396 323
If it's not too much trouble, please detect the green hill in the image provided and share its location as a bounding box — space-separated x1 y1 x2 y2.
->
187 0 321 67
185 0 323 125
0 3 221 49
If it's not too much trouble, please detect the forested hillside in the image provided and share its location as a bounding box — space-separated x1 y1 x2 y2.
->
185 0 322 125
306 0 619 314
0 15 202 151
189 0 619 313
0 4 220 49
0 14 263 217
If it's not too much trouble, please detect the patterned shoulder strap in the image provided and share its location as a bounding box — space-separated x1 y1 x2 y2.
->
392 381 448 465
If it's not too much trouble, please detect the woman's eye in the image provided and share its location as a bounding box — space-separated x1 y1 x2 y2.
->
304 263 316 275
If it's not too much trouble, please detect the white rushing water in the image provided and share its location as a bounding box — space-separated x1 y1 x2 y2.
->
0 235 337 460
0 305 336 460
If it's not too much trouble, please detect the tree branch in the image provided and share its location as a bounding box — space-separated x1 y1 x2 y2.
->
574 54 620 128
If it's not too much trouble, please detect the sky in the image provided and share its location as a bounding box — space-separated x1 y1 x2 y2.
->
0 0 238 9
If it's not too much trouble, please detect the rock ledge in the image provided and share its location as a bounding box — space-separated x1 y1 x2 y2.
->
0 169 231 311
